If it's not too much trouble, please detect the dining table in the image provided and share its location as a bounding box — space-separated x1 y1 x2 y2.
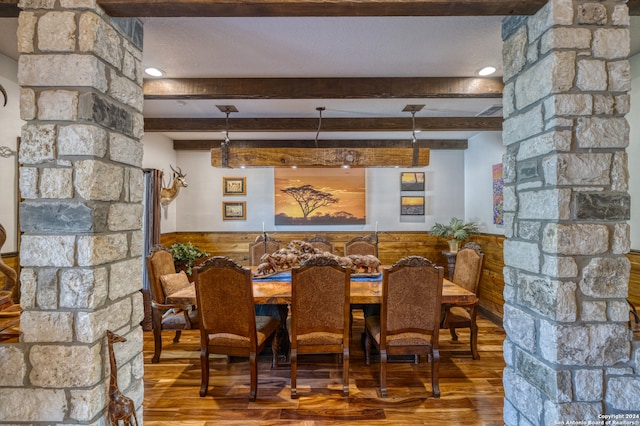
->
166 265 478 365
166 266 478 306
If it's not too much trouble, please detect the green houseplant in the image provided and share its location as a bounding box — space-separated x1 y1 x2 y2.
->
429 217 480 253
170 242 209 275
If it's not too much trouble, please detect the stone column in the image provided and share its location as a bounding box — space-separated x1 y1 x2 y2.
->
502 0 640 424
0 0 145 423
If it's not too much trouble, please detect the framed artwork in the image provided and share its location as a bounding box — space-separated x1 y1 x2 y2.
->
274 168 366 225
400 196 425 216
223 177 246 196
400 171 425 191
222 201 246 220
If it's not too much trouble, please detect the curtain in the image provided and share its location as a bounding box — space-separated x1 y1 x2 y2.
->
141 168 163 330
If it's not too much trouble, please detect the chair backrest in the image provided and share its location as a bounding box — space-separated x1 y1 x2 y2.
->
291 256 350 337
146 245 177 303
452 242 484 294
306 235 334 254
344 235 377 257
193 256 257 346
249 234 282 265
382 256 444 342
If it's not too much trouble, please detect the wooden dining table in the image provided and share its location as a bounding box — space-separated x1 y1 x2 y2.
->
166 266 478 306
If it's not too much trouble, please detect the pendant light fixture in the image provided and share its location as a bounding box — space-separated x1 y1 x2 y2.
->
403 104 424 166
217 105 238 168
314 107 325 148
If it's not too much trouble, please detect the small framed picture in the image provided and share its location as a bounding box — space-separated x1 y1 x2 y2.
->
223 201 246 220
401 196 425 216
223 177 246 196
401 172 425 191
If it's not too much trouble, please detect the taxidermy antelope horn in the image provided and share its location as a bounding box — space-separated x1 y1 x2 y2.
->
160 164 188 206
0 84 7 107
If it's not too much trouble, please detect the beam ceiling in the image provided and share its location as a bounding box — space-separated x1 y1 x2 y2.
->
96 0 552 18
144 77 504 100
174 139 468 151
6 0 640 17
144 116 502 132
5 0 640 17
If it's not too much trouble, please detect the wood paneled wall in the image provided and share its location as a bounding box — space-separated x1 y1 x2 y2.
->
160 232 640 323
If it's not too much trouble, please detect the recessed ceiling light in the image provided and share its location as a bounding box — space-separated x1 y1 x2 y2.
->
144 67 165 77
478 66 496 76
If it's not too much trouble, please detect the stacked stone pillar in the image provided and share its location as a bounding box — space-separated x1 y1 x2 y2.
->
0 1 145 423
502 0 640 424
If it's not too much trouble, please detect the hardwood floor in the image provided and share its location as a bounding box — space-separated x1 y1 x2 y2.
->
143 313 506 425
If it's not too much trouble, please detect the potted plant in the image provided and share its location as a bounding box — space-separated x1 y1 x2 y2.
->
428 217 480 253
170 242 209 276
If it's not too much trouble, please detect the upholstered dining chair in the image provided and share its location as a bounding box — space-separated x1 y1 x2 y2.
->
343 234 378 257
146 245 199 363
364 256 444 398
290 256 351 398
441 242 484 359
193 256 279 401
306 235 334 254
249 234 281 265
344 234 379 333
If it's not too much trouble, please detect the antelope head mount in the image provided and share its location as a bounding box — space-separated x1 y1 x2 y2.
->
160 165 188 206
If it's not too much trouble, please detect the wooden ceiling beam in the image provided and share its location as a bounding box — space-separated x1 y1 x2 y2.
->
211 146 430 168
144 77 503 99
97 0 549 18
5 0 640 18
0 0 19 17
174 139 467 150
145 116 502 132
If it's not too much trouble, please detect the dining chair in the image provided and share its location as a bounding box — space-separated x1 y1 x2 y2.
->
193 256 279 400
249 233 281 265
290 256 351 398
306 235 334 254
441 242 484 359
364 256 444 398
344 234 379 334
344 235 378 257
146 244 199 363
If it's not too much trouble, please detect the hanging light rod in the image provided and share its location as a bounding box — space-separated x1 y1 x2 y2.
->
216 105 238 167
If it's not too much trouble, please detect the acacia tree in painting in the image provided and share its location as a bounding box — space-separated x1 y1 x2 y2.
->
281 184 339 219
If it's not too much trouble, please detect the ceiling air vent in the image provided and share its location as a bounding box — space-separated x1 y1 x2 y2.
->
476 105 503 117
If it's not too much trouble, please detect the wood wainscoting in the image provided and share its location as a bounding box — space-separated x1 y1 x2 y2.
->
160 232 640 324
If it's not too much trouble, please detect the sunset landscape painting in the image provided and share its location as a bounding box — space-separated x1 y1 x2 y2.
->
274 168 366 225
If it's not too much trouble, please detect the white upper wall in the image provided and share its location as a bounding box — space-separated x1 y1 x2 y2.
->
0 53 23 253
629 52 640 250
465 131 506 235
170 149 466 234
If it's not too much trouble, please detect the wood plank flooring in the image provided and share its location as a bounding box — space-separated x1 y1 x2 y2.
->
143 313 506 425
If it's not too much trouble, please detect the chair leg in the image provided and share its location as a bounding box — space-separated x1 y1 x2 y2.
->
290 348 298 399
249 351 258 401
470 320 479 360
364 331 371 365
431 347 440 398
152 325 162 364
379 349 388 398
449 326 458 341
271 332 279 368
343 348 349 397
173 330 182 343
199 347 210 397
